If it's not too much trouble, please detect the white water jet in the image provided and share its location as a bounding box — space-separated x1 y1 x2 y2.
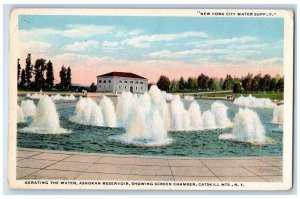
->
20 95 69 134
68 85 234 146
128 86 169 139
127 103 148 138
21 99 36 119
67 94 76 101
188 101 203 130
151 108 167 140
184 95 194 101
116 92 136 128
100 96 117 127
52 94 76 101
211 102 232 128
219 108 269 144
116 86 232 134
170 95 191 131
113 85 172 146
272 104 284 125
202 110 216 129
148 86 171 131
27 93 43 99
51 94 62 100
233 94 276 108
119 103 171 146
17 105 25 123
70 97 104 126
161 91 174 101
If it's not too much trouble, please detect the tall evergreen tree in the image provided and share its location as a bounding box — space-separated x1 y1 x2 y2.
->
208 78 214 90
261 74 272 92
242 73 253 92
254 73 263 92
33 58 46 90
179 77 185 90
251 78 259 92
66 67 72 90
45 60 54 89
270 78 277 91
222 74 234 90
197 73 209 90
17 58 21 83
25 53 33 88
169 80 179 92
219 78 224 90
233 83 242 93
59 66 67 89
212 78 221 90
20 69 26 88
276 78 284 92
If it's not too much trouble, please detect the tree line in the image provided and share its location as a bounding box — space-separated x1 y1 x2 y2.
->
18 53 72 91
156 73 284 93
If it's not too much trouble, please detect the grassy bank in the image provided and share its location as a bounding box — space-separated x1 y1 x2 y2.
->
178 91 284 101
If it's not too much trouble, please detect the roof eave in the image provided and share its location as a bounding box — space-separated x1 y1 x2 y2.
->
97 75 147 80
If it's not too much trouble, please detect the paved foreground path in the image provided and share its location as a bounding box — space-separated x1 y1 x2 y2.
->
17 148 282 182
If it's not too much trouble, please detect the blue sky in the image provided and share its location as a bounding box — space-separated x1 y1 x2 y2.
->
18 15 284 84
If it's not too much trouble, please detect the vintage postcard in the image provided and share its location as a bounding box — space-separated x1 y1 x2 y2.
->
8 8 294 190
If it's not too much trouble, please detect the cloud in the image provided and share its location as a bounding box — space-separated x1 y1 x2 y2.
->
102 40 122 51
62 25 144 39
148 49 228 59
193 57 213 63
122 31 208 48
128 29 144 36
258 57 283 65
62 24 115 38
19 28 62 41
20 41 52 55
198 36 257 47
64 40 99 52
148 38 264 63
19 24 138 40
232 43 267 50
218 55 251 64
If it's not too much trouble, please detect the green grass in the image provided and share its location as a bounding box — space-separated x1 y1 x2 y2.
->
194 91 284 100
201 92 234 98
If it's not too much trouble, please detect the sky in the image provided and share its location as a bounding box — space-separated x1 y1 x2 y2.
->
18 15 284 85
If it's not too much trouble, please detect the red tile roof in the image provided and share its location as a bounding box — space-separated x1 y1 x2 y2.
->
97 72 147 79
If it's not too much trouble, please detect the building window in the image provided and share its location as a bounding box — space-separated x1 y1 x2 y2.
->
140 82 143 84
119 80 122 83
141 87 143 90
124 81 127 83
135 81 138 84
104 80 106 83
119 86 121 89
108 80 111 83
125 86 126 89
130 81 133 83
99 80 101 83
136 87 137 90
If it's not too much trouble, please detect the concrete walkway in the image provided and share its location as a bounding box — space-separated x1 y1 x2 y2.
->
17 148 283 182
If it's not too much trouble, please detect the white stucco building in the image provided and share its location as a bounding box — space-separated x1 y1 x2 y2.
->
96 72 148 94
